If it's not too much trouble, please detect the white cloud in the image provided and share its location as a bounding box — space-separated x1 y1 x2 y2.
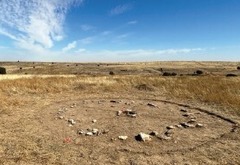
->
128 20 138 25
0 0 83 50
110 4 132 15
80 24 95 31
62 41 77 52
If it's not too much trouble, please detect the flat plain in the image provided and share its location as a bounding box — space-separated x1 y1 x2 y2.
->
0 61 240 165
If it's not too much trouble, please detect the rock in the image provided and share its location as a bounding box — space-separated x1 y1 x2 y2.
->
118 136 128 140
78 130 85 135
158 135 172 140
92 119 97 123
182 113 189 117
180 122 195 128
188 119 196 123
110 100 119 103
165 130 174 137
86 132 93 136
166 125 175 129
175 124 183 128
117 110 123 116
126 111 137 118
135 132 152 142
58 116 64 119
149 131 159 136
102 129 110 134
147 103 157 107
180 122 191 128
68 119 76 125
196 123 204 128
180 109 188 112
92 128 99 134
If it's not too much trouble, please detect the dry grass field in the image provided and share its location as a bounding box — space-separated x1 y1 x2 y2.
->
0 61 239 164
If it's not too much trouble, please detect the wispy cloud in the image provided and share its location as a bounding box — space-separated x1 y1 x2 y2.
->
110 4 132 15
127 20 138 25
80 24 95 31
0 0 83 50
62 41 77 52
75 48 86 53
0 46 8 49
116 33 130 39
79 37 94 44
101 31 112 36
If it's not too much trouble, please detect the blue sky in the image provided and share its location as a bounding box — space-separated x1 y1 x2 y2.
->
0 0 240 62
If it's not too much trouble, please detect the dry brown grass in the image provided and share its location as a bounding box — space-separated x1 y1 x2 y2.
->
0 75 239 115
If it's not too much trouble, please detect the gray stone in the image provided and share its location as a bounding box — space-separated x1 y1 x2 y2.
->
68 119 76 125
102 129 110 134
149 131 159 136
159 135 172 140
165 130 174 137
147 103 157 107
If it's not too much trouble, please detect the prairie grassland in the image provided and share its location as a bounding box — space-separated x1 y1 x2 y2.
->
0 75 239 115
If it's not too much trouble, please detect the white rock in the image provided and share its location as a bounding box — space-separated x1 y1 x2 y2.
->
166 125 175 129
136 132 152 142
117 110 122 116
78 130 85 135
196 123 204 128
92 119 97 123
58 116 64 119
86 132 93 136
118 136 128 140
92 128 99 134
175 124 183 128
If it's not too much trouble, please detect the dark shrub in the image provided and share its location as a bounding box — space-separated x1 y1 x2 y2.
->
196 70 203 75
135 84 154 91
109 71 115 75
237 66 240 70
163 72 177 76
0 67 6 74
171 72 177 76
226 74 237 77
19 67 22 70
